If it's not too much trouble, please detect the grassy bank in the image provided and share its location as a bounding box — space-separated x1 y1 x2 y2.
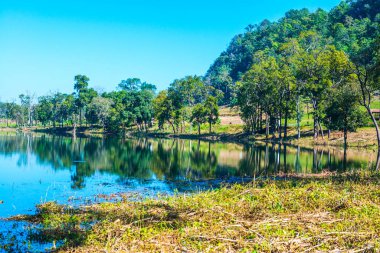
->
131 105 379 149
11 172 380 252
2 103 378 150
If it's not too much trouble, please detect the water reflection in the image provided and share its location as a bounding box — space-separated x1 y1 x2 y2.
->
0 133 374 189
0 133 376 252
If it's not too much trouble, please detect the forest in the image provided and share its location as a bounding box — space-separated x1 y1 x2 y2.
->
0 0 379 148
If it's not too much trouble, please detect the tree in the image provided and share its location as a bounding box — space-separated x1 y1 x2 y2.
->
133 89 155 132
73 75 90 126
1 102 17 127
86 97 113 130
118 78 141 91
237 51 283 138
278 41 299 138
61 94 77 135
203 96 219 133
19 93 35 127
294 32 352 139
323 82 365 147
35 96 53 126
104 79 156 133
51 92 68 128
152 91 176 133
167 76 208 133
329 7 380 168
191 104 207 135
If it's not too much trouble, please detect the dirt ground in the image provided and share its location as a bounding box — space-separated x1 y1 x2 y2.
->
285 128 378 150
219 106 244 125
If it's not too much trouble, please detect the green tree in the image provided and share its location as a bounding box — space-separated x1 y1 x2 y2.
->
35 96 53 126
294 32 351 139
153 90 176 133
73 75 90 126
86 97 113 130
167 76 208 133
203 96 219 133
61 94 77 135
51 92 68 128
191 104 207 135
1 102 17 127
19 93 34 127
238 51 282 138
324 82 365 147
118 78 142 91
105 79 156 133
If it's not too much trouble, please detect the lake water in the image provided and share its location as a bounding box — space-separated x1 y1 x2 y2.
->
0 133 376 252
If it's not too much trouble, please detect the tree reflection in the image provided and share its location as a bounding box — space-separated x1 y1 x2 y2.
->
0 134 373 189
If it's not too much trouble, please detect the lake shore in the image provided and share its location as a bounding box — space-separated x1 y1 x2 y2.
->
1 124 378 152
129 127 378 149
8 172 380 252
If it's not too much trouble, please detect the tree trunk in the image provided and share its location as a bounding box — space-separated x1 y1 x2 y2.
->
79 109 82 127
198 123 201 135
209 121 212 134
296 97 301 140
168 120 176 134
255 113 258 134
278 113 282 139
318 121 324 139
284 87 289 139
312 99 318 139
265 114 269 139
365 106 380 170
284 111 288 139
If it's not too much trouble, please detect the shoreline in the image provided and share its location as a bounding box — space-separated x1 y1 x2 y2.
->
1 126 378 151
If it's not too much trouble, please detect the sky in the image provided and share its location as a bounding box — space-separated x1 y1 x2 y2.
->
0 0 341 101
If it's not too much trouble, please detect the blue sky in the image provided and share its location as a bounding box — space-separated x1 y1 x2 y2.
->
0 0 340 101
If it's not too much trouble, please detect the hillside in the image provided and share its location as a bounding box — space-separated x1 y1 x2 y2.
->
205 0 380 104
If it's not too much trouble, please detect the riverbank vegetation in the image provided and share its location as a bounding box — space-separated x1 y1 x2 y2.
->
7 171 380 252
0 0 379 151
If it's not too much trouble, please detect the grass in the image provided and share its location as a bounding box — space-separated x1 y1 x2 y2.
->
11 172 380 252
371 100 380 110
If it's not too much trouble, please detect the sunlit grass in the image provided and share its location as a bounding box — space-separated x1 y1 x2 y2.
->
12 172 380 252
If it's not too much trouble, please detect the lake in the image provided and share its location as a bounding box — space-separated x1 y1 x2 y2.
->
0 133 376 252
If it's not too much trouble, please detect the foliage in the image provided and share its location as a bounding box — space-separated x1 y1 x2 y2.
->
191 104 207 135
324 82 366 146
204 96 219 133
86 97 113 128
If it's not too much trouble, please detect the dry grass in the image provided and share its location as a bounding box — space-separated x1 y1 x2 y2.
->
282 127 378 150
219 106 244 126
14 172 380 252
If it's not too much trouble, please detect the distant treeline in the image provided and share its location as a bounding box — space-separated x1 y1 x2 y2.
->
0 76 220 135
